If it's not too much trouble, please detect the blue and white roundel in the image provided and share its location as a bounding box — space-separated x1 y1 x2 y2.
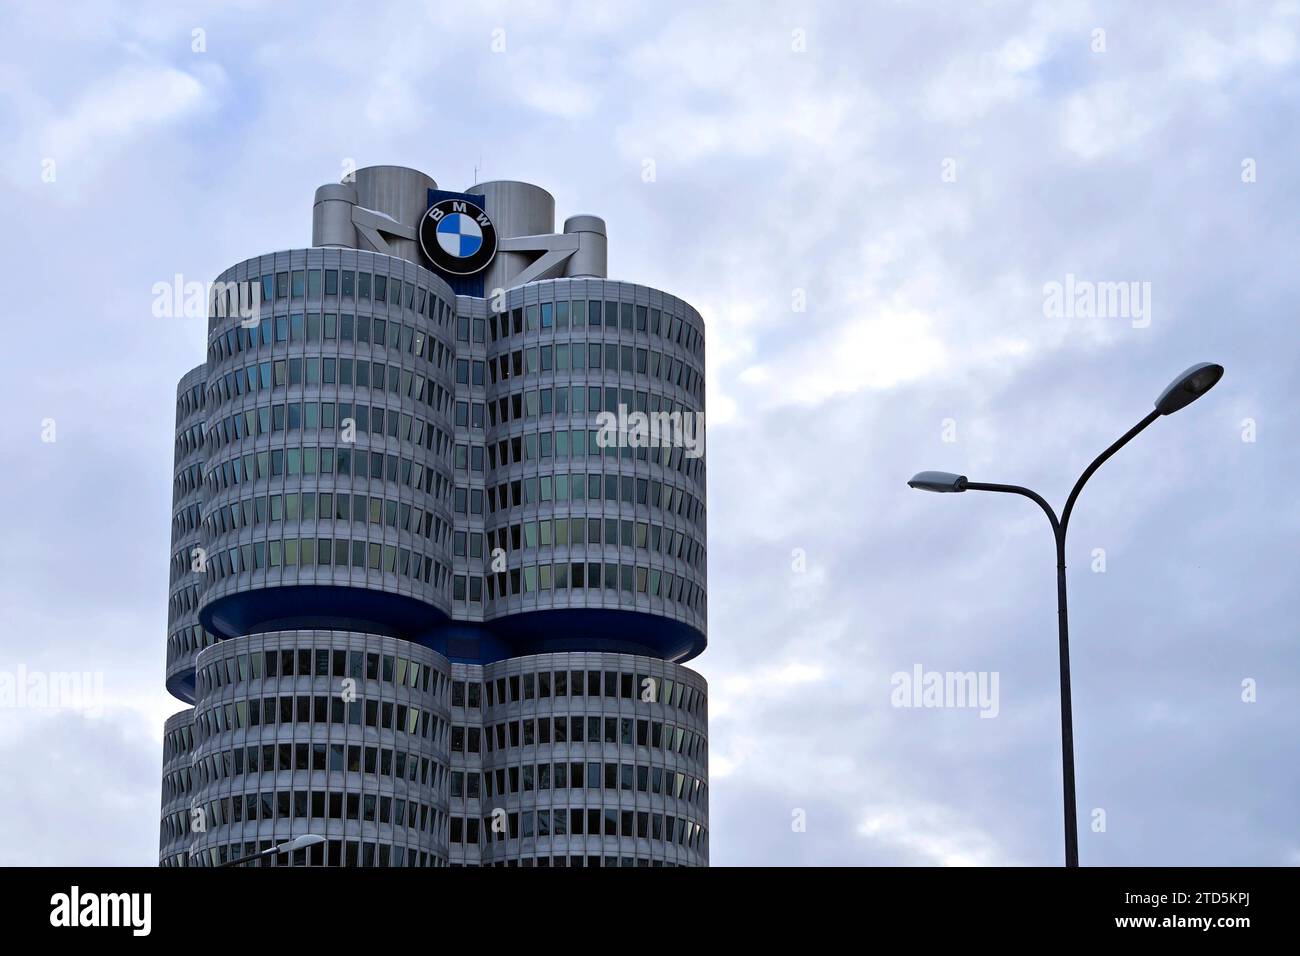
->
419 197 498 276
436 213 483 258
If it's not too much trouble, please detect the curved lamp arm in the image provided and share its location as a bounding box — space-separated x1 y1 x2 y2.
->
1059 409 1160 536
964 408 1160 543
964 482 1060 537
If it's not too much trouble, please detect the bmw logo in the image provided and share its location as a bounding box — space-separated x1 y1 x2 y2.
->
419 198 498 276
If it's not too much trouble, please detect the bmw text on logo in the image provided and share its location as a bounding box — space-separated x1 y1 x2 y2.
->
419 198 498 275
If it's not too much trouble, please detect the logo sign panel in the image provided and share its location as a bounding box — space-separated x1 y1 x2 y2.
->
419 198 497 275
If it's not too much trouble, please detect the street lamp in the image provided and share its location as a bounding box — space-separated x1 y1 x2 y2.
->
907 363 1223 867
216 833 326 868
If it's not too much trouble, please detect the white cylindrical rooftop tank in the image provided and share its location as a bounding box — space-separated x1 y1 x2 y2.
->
469 180 556 292
563 214 607 279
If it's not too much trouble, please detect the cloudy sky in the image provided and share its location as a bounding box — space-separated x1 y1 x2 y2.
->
0 0 1297 866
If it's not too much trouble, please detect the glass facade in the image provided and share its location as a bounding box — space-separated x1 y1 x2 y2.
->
182 631 451 867
160 176 708 866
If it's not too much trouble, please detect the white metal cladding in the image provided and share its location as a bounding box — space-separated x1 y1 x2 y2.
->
159 171 711 867
158 708 196 867
184 631 452 867
447 653 708 867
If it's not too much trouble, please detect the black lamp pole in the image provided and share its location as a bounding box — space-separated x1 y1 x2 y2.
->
907 363 1224 868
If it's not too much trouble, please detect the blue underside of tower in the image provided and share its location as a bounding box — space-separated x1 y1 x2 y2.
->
200 587 706 666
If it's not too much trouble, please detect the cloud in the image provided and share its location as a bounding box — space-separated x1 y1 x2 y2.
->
1059 81 1154 162
0 709 161 866
35 64 210 171
738 304 949 404
857 803 1011 866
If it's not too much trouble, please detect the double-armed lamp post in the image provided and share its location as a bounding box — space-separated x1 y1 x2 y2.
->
908 363 1224 867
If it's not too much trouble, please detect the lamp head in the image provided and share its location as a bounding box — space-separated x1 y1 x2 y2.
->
908 471 968 493
1154 363 1224 416
281 834 326 852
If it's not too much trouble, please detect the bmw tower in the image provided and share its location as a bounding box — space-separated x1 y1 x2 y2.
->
158 165 708 867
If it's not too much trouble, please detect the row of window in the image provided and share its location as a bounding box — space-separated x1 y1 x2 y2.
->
194 699 445 757
453 759 705 809
194 741 445 790
161 723 197 804
172 662 704 761
180 790 446 842
213 353 451 417
481 381 700 432
210 358 454 460
483 516 704 569
456 715 705 762
202 408 703 505
464 551 704 611
485 300 703 365
199 491 448 560
193 418 702 528
448 752 699 797
472 341 702 404
180 840 444 867
170 765 704 839
173 658 705 730
203 536 449 593
484 430 705 492
202 444 452 509
469 855 692 867
214 277 703 367
478 470 703 526
209 266 453 337
176 418 204 463
174 460 204 499
199 534 703 613
182 730 703 799
461 561 705 614
161 766 193 803
459 669 704 715
198 647 447 698
213 309 452 367
166 625 216 668
205 393 450 461
172 502 202 540
177 379 205 422
163 722 195 759
479 426 704 478
196 500 701 575
167 579 203 619
456 807 706 852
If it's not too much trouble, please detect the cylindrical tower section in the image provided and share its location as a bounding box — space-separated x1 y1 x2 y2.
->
159 708 195 867
468 180 555 293
353 166 438 264
197 248 460 642
166 364 213 702
187 631 452 866
472 279 707 661
463 653 708 866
